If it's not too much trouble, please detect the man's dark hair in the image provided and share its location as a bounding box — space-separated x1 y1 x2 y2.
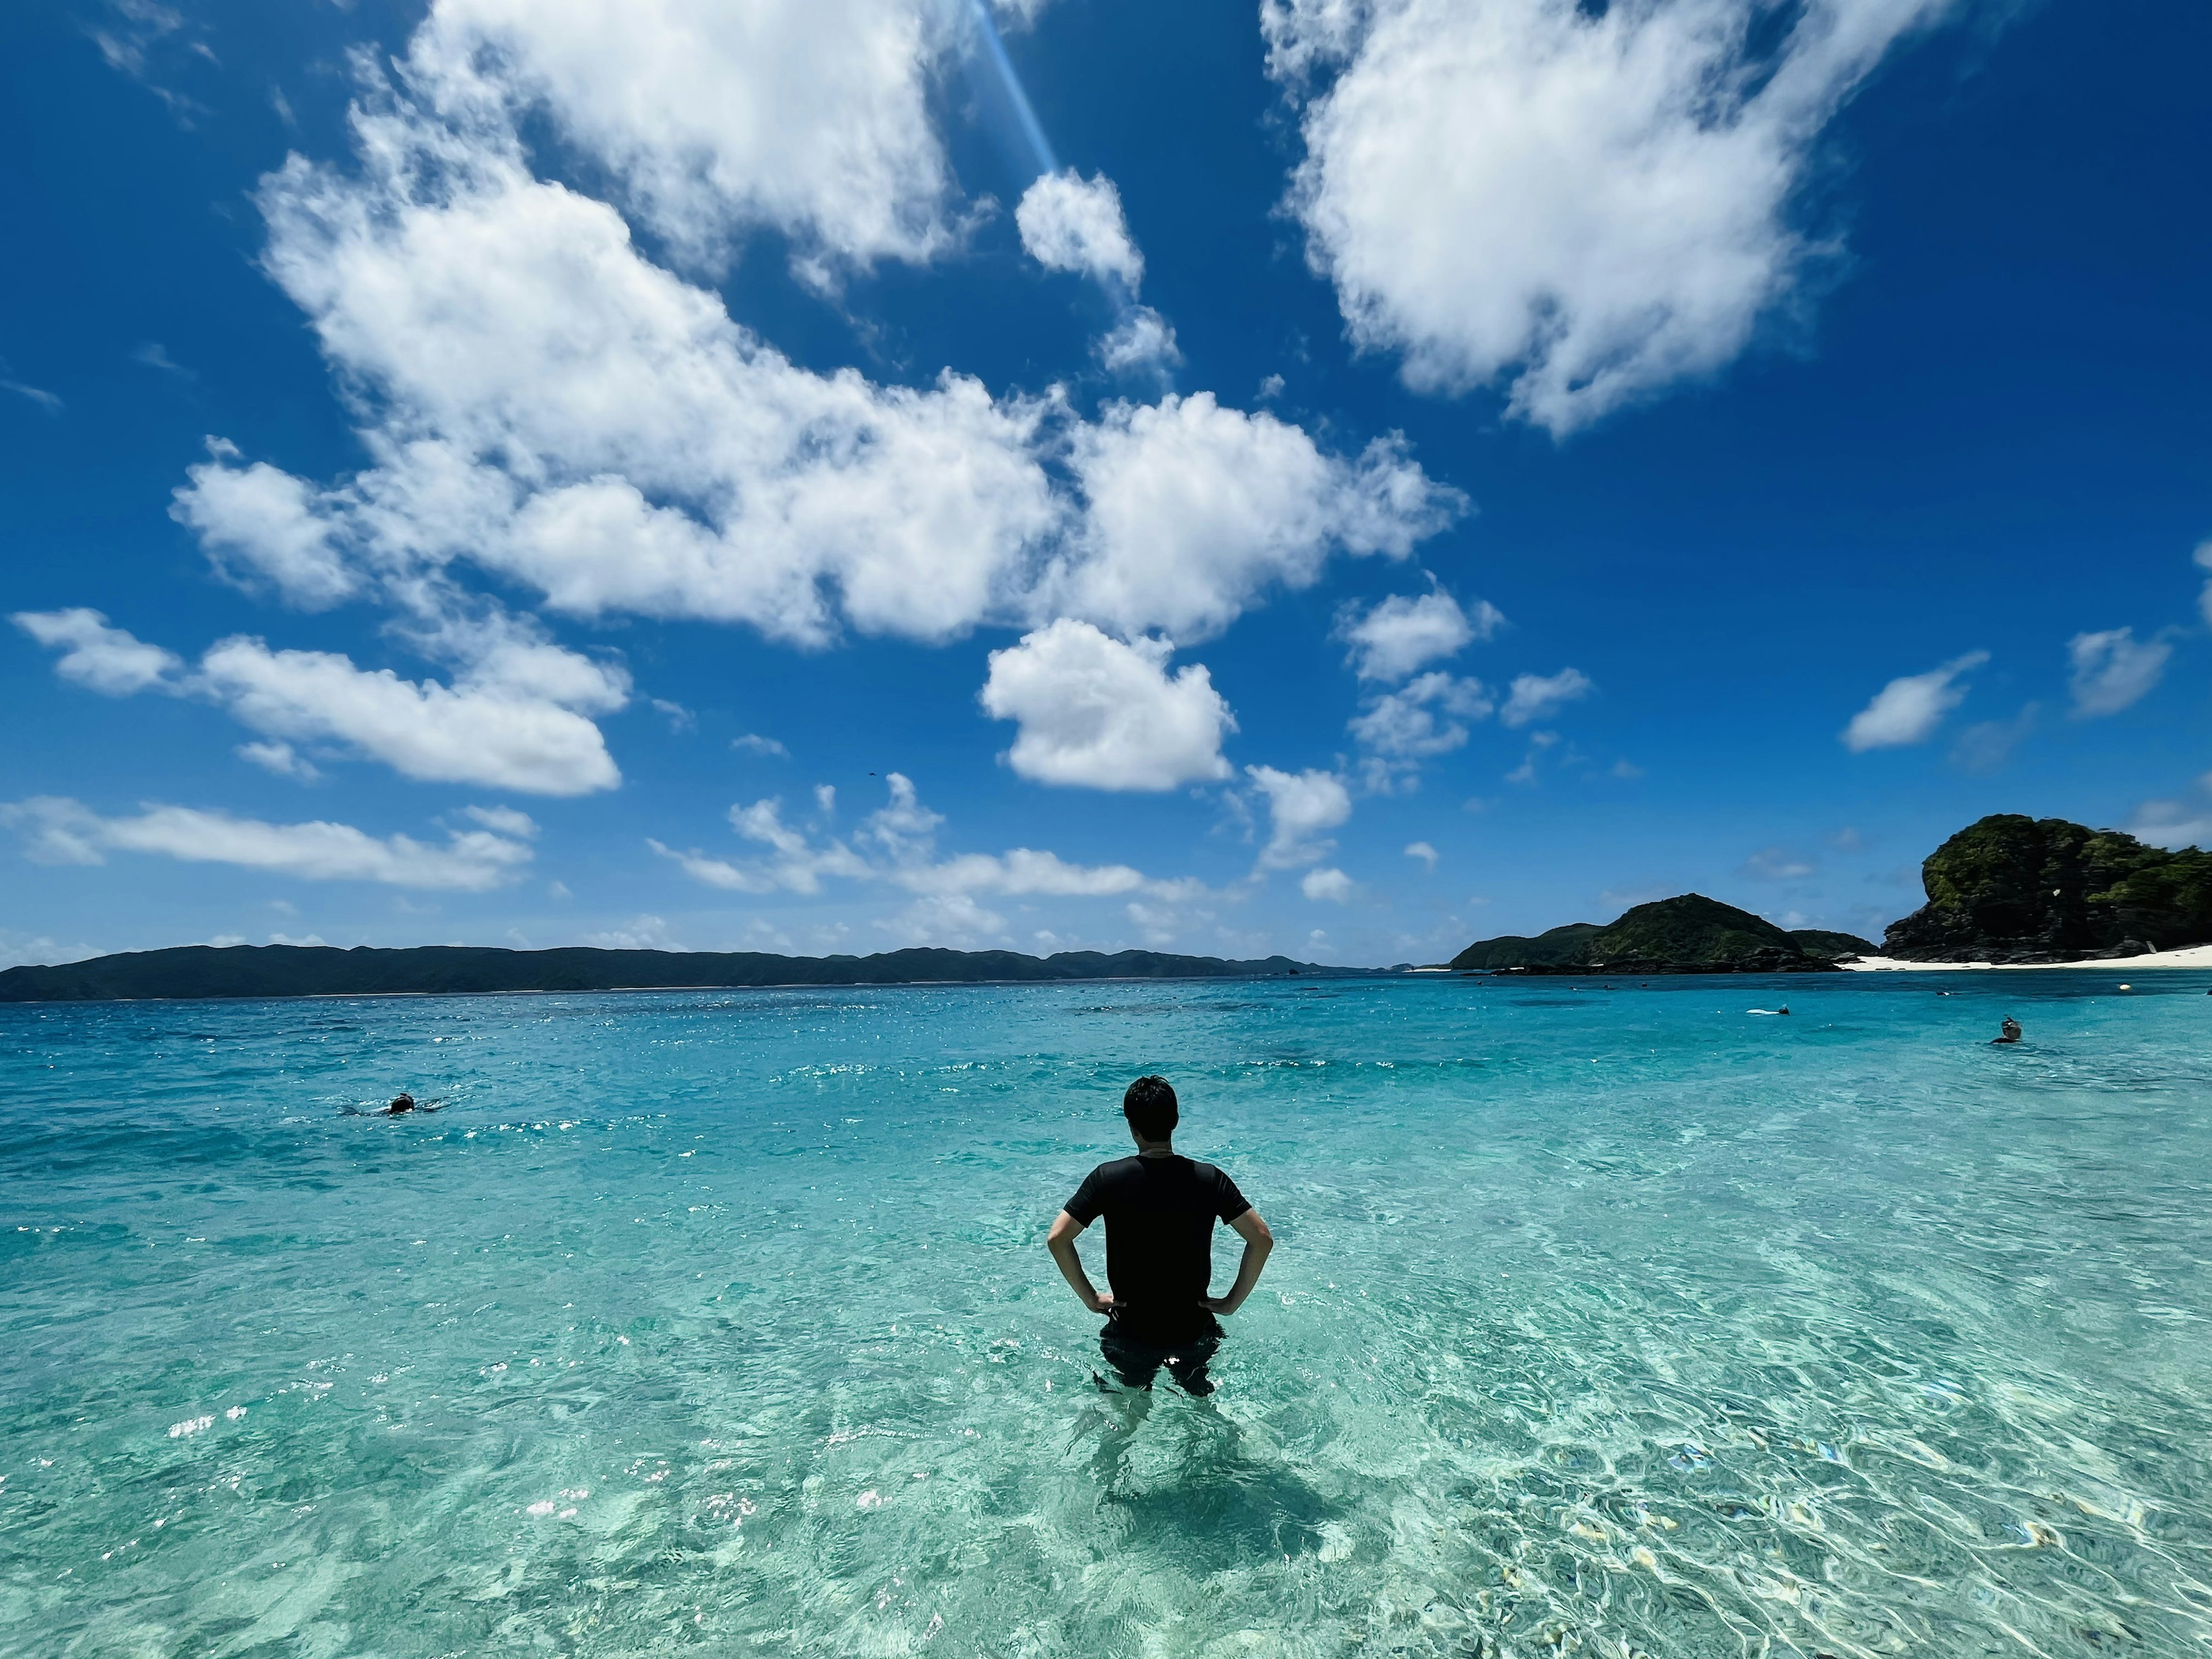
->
1123 1074 1178 1141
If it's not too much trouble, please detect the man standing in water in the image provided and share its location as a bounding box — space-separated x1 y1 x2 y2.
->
1046 1075 1274 1396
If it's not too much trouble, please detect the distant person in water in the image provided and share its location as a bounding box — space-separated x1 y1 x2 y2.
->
1046 1075 1274 1397
1994 1017 2022 1044
348 1093 439 1116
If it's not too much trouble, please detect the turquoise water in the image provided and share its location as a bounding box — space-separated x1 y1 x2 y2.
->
3 974 2210 1658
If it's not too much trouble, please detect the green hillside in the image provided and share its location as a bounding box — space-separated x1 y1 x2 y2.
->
0 944 1351 1004
1450 895 1846 974
1884 814 2212 960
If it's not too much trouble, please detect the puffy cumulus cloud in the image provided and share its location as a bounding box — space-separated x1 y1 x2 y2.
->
1047 395 1465 641
2067 628 2172 719
1339 589 1503 681
170 442 357 608
408 0 963 279
186 126 1058 649
0 797 532 889
1349 671 1493 758
1246 765 1352 869
1499 666 1594 728
1269 0 1960 431
1096 308 1182 375
1404 840 1438 870
12 609 182 695
980 620 1234 791
1840 650 1986 752
1301 866 1355 902
652 771 1202 907
19 601 629 797
1016 169 1143 289
198 634 626 797
174 100 1453 656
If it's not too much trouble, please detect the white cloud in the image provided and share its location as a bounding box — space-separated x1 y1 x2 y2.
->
1951 702 2037 775
1048 395 1464 641
165 77 1454 669
733 733 790 757
3 378 63 413
652 771 1200 907
179 118 1060 650
1740 846 1815 880
1840 650 1986 751
882 892 1009 948
464 804 539 836
1246 764 1351 868
1404 840 1437 871
646 839 777 893
1096 308 1182 374
2196 541 2212 627
584 914 682 950
1 797 532 889
171 442 357 608
12 609 182 695
1339 589 1503 681
1499 666 1594 728
1269 0 1960 431
197 634 626 796
2067 627 2171 718
1016 170 1143 289
0 930 101 971
1349 671 1493 757
980 620 1234 791
238 740 320 780
2128 774 2212 851
1301 866 1354 902
131 342 194 379
410 0 963 279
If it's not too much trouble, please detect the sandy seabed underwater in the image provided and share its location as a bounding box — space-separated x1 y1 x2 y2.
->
2 972 2209 1658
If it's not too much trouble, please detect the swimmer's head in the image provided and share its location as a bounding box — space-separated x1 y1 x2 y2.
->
1122 1075 1177 1143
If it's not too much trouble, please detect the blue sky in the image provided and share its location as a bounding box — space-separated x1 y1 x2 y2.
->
3 0 2208 969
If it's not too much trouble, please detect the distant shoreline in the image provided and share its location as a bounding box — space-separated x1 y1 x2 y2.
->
0 941 1372 1005
9 971 1362 1007
1843 945 2212 972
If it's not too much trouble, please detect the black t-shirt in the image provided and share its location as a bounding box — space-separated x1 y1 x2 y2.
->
1065 1154 1251 1339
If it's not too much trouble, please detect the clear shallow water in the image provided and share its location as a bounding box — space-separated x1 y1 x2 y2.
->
2 974 2210 1659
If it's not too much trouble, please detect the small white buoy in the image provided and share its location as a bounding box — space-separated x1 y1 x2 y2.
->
2118 983 2132 991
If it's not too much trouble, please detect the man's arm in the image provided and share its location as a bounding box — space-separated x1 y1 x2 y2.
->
1046 1210 1114 1316
1203 1208 1274 1316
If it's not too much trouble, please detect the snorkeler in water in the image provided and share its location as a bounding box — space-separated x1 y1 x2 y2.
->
346 1093 441 1116
1993 1017 2022 1044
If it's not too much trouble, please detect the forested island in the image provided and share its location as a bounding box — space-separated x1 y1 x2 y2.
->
1445 813 2212 974
0 944 1352 1004
1881 814 2212 962
1450 894 1870 975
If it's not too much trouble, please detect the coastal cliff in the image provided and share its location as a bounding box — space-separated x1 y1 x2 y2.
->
1883 814 2212 962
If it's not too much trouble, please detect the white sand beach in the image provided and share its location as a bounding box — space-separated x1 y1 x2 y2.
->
1845 944 2212 972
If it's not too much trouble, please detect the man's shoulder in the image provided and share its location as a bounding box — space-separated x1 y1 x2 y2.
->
1082 1155 1143 1183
